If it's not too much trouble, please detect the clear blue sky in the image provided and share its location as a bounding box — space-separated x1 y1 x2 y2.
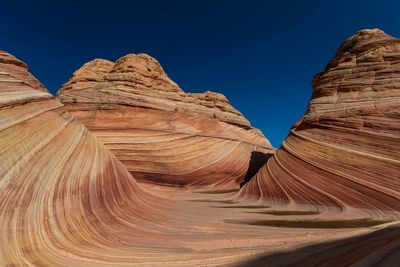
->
1 0 399 147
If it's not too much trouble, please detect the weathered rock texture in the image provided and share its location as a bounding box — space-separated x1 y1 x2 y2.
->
1 50 289 267
57 54 273 187
2 31 400 266
0 50 158 265
239 29 400 212
0 51 47 92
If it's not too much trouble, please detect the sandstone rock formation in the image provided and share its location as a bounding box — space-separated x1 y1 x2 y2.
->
0 50 158 265
2 30 400 266
0 51 47 92
239 29 400 212
57 54 274 187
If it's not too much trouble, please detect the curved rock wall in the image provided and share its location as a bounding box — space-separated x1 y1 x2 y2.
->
239 29 400 212
0 50 158 265
58 54 274 187
2 30 400 266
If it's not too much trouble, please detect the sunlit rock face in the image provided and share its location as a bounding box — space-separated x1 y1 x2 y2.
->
239 29 400 212
0 50 155 265
0 51 47 93
57 54 274 188
2 31 400 267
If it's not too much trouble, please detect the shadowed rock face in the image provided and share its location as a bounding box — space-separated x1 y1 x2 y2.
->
239 29 400 212
57 53 274 188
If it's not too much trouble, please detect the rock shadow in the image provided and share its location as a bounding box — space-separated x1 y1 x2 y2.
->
240 151 271 188
233 224 400 267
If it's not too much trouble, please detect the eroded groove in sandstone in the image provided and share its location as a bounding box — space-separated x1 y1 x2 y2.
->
2 29 400 266
0 50 166 265
57 54 274 187
239 29 400 213
3 50 372 267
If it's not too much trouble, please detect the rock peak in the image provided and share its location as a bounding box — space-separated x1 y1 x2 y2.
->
58 53 260 129
354 28 387 37
57 53 273 187
0 50 47 92
240 27 400 215
0 50 28 68
61 53 181 93
320 28 399 73
67 58 114 82
112 53 169 78
336 28 394 54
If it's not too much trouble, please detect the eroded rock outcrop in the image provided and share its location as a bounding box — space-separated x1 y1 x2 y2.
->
0 51 47 92
2 31 400 266
239 29 400 212
57 54 274 187
0 50 157 265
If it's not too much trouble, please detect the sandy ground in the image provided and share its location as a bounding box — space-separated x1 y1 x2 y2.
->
130 183 400 267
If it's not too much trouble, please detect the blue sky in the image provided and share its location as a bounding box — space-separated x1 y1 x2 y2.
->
1 0 399 146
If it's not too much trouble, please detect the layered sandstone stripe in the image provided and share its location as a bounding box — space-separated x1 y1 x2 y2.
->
239 29 400 212
57 54 273 188
2 33 400 266
1 51 382 266
0 50 162 265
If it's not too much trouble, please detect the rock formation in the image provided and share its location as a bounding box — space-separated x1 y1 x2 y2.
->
0 50 157 265
239 29 400 212
1 29 400 266
57 54 274 187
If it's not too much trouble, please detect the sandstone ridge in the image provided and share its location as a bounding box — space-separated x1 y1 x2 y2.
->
2 29 400 266
58 53 274 187
58 53 254 129
239 29 400 213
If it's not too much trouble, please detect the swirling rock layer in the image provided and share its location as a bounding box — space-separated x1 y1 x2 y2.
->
2 31 400 266
1 50 380 266
239 29 400 212
58 54 273 187
0 50 168 265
